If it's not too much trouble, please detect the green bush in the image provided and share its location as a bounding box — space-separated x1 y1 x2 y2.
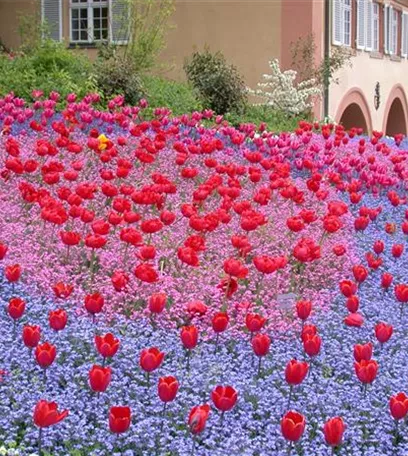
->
184 48 247 115
94 52 145 106
141 75 201 115
0 40 97 100
224 104 304 133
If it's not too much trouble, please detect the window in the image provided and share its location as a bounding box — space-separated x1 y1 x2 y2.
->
70 0 109 43
333 0 352 46
373 3 379 52
356 1 379 52
384 6 399 55
402 13 408 57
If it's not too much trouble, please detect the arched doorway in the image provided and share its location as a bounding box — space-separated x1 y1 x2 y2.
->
383 85 408 136
335 88 372 134
339 103 368 133
385 98 407 136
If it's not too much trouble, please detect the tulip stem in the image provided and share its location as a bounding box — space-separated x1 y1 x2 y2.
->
191 436 196 456
43 369 46 384
257 356 262 378
160 402 167 431
186 350 191 372
38 427 43 456
220 411 225 428
146 372 151 387
214 333 219 354
287 385 293 410
287 441 293 455
363 383 367 399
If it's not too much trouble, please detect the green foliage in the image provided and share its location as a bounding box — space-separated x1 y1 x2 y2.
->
123 0 175 72
184 48 247 115
94 49 145 105
224 104 304 133
0 40 97 100
141 75 202 115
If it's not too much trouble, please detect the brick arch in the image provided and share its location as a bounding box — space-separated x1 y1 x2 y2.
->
335 88 373 134
382 84 408 136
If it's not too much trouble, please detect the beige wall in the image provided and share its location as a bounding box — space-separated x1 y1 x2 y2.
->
0 0 38 50
330 49 408 133
160 0 282 90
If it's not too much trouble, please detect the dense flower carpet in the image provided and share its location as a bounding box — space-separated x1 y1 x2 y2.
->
0 92 408 455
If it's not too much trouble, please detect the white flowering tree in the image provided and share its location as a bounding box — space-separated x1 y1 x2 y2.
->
248 59 322 116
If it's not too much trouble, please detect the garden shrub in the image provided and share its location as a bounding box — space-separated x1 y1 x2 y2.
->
0 40 97 101
94 51 145 106
184 48 247 115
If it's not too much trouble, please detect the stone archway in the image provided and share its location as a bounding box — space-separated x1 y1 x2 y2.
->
339 103 368 133
383 85 408 136
335 88 373 134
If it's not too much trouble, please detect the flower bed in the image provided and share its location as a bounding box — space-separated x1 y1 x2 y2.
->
0 93 408 455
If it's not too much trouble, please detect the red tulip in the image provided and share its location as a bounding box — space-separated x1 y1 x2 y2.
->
95 333 120 359
148 292 167 314
303 334 321 357
89 365 112 393
53 282 73 299
381 273 393 289
212 312 229 333
352 265 368 284
8 297 25 320
109 406 131 433
139 347 165 372
373 240 384 255
375 322 393 344
323 417 345 447
180 326 198 350
285 359 309 385
22 325 41 348
392 244 404 258
346 295 359 313
111 270 129 292
251 333 271 357
48 309 67 331
344 313 364 327
59 231 81 246
223 258 248 278
295 300 312 321
354 359 378 384
0 242 8 260
395 284 408 303
281 410 306 442
301 324 317 343
33 400 69 428
245 314 266 333
158 376 179 402
5 264 21 283
85 234 107 249
353 342 373 362
323 215 341 233
134 263 159 283
339 280 357 297
84 292 104 315
35 342 56 368
211 385 238 412
188 404 210 434
390 392 408 420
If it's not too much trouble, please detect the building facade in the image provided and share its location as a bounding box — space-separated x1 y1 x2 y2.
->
1 0 408 135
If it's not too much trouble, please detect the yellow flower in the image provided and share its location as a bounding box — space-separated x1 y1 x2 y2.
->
97 134 109 151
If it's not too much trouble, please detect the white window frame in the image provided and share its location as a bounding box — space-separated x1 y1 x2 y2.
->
69 0 109 44
333 0 352 47
357 0 379 52
391 8 399 55
402 12 408 58
372 2 380 52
